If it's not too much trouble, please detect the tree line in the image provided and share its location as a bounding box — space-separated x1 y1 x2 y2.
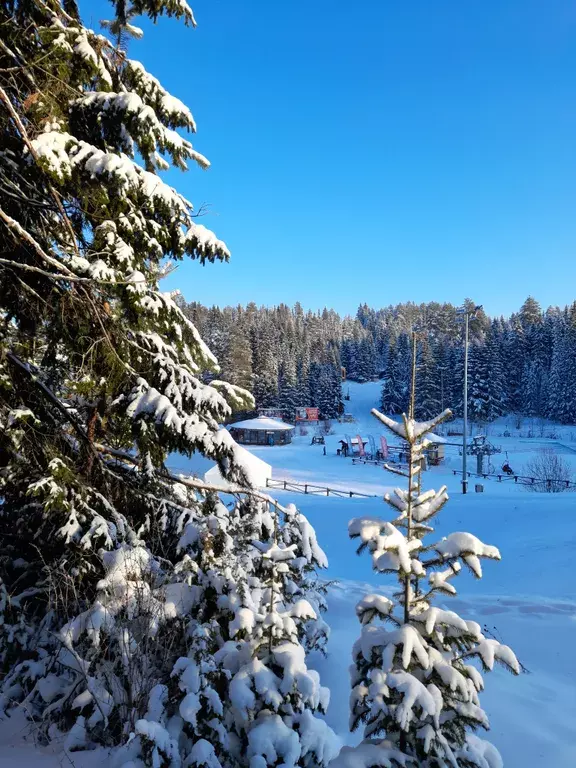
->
180 296 576 424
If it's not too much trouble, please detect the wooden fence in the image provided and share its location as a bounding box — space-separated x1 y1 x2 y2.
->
451 468 576 491
265 478 377 499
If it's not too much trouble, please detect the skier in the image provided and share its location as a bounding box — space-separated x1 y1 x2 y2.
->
339 439 348 457
502 460 514 476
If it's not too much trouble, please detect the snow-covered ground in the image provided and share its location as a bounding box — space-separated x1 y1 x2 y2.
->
247 381 576 768
2 381 575 766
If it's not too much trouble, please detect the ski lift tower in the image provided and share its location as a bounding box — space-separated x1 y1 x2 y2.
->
456 303 483 494
465 435 502 475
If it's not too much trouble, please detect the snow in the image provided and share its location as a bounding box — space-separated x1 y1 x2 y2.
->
434 532 501 578
241 381 576 767
206 441 272 489
355 594 394 623
178 438 273 489
188 739 222 768
247 713 300 767
134 719 179 761
229 416 295 431
349 519 422 574
3 380 576 766
184 222 230 260
354 624 429 671
329 741 410 768
384 670 438 730
427 432 447 444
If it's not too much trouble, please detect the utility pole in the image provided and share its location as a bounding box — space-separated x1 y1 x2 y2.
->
457 304 483 494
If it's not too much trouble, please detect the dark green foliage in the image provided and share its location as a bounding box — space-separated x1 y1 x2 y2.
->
184 296 576 425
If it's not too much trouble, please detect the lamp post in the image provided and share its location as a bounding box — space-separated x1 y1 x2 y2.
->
456 304 483 494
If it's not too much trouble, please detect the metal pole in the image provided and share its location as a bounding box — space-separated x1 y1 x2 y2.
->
463 313 469 494
409 331 417 420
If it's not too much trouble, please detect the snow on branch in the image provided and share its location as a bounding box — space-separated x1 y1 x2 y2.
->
371 408 452 443
346 402 519 765
433 532 501 578
329 741 411 768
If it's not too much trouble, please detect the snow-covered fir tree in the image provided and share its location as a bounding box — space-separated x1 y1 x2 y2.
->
182 296 576 424
297 344 313 408
310 361 342 419
415 339 441 420
547 310 576 423
502 318 526 416
484 322 506 420
518 296 542 329
111 493 339 767
381 335 412 415
0 1 337 763
252 324 280 408
522 361 548 419
278 354 301 420
334 406 520 768
357 336 378 383
467 343 491 423
223 323 254 391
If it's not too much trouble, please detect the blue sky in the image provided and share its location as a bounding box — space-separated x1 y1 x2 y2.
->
87 0 576 317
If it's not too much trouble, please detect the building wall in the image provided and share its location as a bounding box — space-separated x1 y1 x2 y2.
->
230 428 292 446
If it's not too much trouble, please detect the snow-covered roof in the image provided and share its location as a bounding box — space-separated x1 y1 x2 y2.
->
229 417 294 432
427 433 447 444
168 440 272 489
206 443 272 490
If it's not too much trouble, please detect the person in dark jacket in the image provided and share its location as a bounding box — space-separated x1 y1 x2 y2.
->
339 439 348 457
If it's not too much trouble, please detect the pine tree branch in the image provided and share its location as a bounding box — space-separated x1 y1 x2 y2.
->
0 206 75 276
0 256 150 285
0 85 80 259
0 255 87 283
94 441 291 510
0 39 36 87
6 352 97 454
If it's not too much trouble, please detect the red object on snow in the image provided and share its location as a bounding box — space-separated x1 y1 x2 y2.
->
380 436 389 459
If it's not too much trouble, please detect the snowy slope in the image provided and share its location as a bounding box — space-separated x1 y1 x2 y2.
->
3 381 575 766
248 381 576 768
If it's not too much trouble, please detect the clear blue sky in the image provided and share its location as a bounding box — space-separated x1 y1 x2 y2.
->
86 0 576 317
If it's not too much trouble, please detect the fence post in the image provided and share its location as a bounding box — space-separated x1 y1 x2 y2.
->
304 484 308 494
547 479 551 492
326 488 329 496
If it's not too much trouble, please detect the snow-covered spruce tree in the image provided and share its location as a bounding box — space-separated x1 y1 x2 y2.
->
334 408 520 768
251 323 280 408
278 355 300 420
112 493 338 767
0 1 337 764
216 497 338 768
380 336 411 416
310 361 342 419
415 339 440 420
